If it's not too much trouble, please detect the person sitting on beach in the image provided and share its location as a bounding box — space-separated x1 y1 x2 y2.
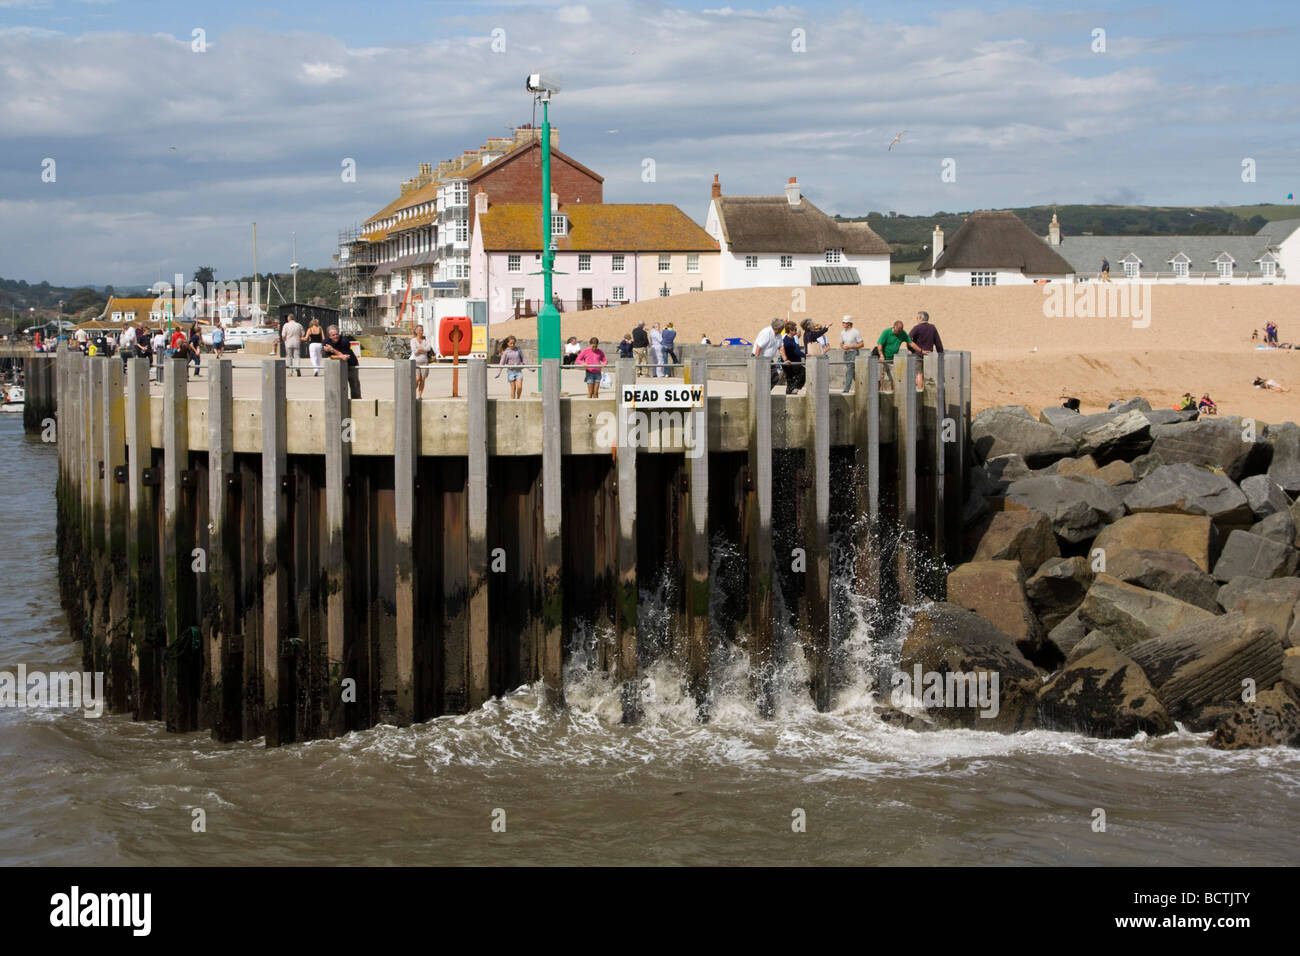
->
1253 376 1289 392
1252 329 1260 342
1198 394 1217 415
1178 392 1196 411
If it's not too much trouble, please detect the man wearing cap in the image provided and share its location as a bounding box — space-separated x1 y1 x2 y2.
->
839 316 864 393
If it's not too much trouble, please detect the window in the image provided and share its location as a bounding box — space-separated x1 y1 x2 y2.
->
507 255 521 273
578 254 592 273
612 286 626 302
111 312 122 321
1123 260 1139 279
149 312 161 321
452 183 468 205
551 214 566 238
1217 258 1233 279
1173 259 1189 279
658 284 671 297
612 254 625 273
456 263 469 279
511 288 525 305
658 254 672 273
1262 259 1276 278
970 271 996 286
745 255 759 269
687 254 700 273
455 220 468 243
825 248 843 264
780 255 793 269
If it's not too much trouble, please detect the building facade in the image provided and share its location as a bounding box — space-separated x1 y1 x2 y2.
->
470 202 719 323
918 210 1075 285
705 175 891 288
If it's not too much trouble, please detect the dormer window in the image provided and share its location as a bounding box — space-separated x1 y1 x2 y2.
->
1121 254 1140 279
551 214 567 238
1261 257 1277 278
1216 257 1233 279
1170 253 1190 279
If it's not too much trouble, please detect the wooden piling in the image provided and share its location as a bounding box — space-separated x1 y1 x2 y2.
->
125 358 157 721
87 359 106 677
204 359 239 740
393 359 418 724
261 358 289 745
162 357 196 731
103 359 129 712
615 356 639 722
894 353 918 605
804 355 831 711
540 358 564 706
466 358 490 709
745 356 774 716
930 352 947 586
684 357 710 712
324 359 352 736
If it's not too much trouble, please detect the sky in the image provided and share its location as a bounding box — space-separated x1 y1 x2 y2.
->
1 0 1297 287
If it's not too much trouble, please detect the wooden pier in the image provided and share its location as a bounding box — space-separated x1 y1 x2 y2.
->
24 348 971 742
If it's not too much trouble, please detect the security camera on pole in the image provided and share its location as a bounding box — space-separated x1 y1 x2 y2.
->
526 72 563 365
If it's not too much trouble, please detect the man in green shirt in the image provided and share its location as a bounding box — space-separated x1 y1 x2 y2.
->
874 320 923 388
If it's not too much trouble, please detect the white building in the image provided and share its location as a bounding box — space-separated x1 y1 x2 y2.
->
705 175 891 288
918 210 1074 285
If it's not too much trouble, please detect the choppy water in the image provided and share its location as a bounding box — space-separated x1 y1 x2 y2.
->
2 413 1298 865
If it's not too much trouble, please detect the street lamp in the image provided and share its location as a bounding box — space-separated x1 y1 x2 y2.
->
526 72 562 363
291 231 299 304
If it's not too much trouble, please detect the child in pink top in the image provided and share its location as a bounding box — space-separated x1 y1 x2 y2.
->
576 337 607 398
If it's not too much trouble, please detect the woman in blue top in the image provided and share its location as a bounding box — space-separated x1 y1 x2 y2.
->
661 323 679 374
780 321 805 394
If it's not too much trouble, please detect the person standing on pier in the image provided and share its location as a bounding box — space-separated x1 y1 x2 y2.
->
780 321 806 394
305 318 323 374
281 313 304 377
497 335 525 399
839 316 864 393
661 323 679 375
151 327 166 382
631 322 650 377
872 320 922 389
908 310 944 389
409 323 432 399
323 325 362 398
752 317 784 389
650 323 665 378
187 324 203 378
577 336 608 399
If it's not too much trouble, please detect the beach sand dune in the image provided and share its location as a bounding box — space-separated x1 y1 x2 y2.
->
490 285 1300 419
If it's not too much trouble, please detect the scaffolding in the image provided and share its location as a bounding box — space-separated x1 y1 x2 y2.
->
335 226 378 324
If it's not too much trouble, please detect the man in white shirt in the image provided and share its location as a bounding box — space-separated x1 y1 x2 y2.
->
649 323 664 378
151 330 166 381
752 317 784 388
281 313 305 377
839 316 864 393
119 323 137 357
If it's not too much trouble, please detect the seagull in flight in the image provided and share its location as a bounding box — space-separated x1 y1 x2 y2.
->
607 129 619 134
887 130 907 151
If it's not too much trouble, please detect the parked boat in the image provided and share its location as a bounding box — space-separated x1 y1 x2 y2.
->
1 384 24 412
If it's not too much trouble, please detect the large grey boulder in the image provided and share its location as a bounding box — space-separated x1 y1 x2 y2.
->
1037 645 1175 738
1026 556 1093 630
1076 574 1215 651
970 454 1032 498
1211 530 1299 582
1251 510 1299 548
1105 548 1221 612
1210 686 1300 750
1074 410 1153 463
1092 513 1213 572
1146 418 1273 482
1046 608 1088 659
1142 408 1200 427
1264 422 1300 495
1126 613 1284 721
1240 474 1292 519
1123 463 1253 528
972 406 1078 468
1215 576 1300 642
1065 630 1116 665
1005 475 1125 544
900 602 1040 732
972 510 1060 573
1039 405 1081 430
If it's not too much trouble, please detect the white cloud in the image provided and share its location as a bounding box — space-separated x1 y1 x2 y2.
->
301 61 347 83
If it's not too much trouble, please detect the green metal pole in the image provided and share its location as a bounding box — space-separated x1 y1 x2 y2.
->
536 98 561 362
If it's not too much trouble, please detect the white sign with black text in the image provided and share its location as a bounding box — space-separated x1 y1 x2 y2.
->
620 384 704 409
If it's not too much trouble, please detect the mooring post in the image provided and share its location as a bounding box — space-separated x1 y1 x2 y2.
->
942 352 966 567
125 358 155 720
929 351 947 594
855 354 882 603
540 357 564 707
162 357 194 731
104 359 129 712
466 357 490 709
894 353 918 605
261 358 289 745
745 356 774 716
804 354 831 711
204 359 238 740
393 359 418 724
615 356 639 722
684 356 710 713
87 359 106 677
324 358 352 736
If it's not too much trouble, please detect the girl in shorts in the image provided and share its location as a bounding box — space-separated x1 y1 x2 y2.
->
497 335 525 399
576 336 607 399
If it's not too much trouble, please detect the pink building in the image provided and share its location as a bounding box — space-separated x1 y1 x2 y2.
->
470 198 719 324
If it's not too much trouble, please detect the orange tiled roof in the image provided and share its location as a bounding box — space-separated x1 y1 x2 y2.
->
478 203 717 252
99 296 170 321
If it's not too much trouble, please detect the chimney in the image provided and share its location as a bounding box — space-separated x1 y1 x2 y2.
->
475 188 488 216
551 192 558 213
932 225 944 266
1048 212 1061 246
711 174 721 200
785 176 801 206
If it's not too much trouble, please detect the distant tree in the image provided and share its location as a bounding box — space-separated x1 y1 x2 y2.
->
104 285 115 297
64 287 104 314
193 266 216 287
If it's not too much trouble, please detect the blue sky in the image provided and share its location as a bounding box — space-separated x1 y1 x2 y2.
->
1 0 1297 286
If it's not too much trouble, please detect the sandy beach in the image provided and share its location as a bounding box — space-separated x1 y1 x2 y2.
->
490 285 1300 421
